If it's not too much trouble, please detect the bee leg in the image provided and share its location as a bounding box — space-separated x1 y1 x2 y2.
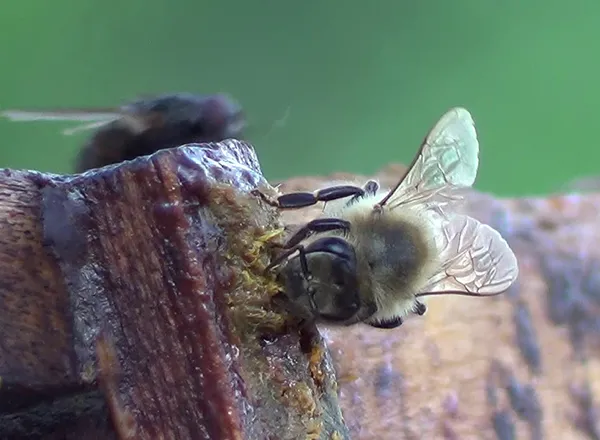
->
265 219 350 270
252 185 366 209
265 244 305 271
289 247 320 311
364 180 380 195
266 244 319 309
284 218 351 248
368 317 404 329
346 180 380 206
414 301 427 316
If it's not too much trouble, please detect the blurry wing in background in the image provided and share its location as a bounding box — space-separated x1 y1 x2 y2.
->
1 108 124 135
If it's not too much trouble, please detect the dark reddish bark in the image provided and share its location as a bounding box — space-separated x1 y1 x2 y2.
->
0 140 349 440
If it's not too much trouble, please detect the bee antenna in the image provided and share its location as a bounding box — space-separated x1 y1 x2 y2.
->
415 290 505 298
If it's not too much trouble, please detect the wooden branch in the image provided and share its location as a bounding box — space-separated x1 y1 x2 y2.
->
0 140 349 440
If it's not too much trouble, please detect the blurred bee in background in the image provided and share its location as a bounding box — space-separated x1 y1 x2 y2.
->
1 93 245 172
561 175 600 193
255 107 519 329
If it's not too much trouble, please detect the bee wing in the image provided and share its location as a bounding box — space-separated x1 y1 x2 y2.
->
421 214 518 296
1 108 124 136
1 108 122 122
382 107 479 210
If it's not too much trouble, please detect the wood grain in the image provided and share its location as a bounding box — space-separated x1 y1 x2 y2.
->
0 141 349 440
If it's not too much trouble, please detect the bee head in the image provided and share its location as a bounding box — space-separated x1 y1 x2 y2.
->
277 236 363 325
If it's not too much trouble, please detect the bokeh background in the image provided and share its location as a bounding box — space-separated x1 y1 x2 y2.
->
1 1 598 197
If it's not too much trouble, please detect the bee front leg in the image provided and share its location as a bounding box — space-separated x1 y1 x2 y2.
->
268 245 319 314
252 185 366 209
284 218 351 248
265 218 350 270
266 243 306 271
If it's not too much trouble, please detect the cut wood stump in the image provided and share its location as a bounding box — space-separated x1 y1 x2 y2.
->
0 140 349 440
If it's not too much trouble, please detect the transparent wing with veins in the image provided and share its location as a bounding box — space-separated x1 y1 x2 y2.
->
418 214 519 297
380 107 479 212
382 107 517 296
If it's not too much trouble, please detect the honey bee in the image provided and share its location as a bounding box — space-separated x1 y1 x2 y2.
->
1 93 245 172
255 107 519 329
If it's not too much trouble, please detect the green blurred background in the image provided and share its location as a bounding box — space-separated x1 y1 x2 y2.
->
1 1 598 197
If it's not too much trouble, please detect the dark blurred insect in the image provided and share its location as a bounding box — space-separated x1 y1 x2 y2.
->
1 93 245 172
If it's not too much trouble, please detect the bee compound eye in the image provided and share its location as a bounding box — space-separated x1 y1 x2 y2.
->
307 237 356 264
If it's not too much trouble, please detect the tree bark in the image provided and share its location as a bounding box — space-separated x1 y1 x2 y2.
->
0 140 349 440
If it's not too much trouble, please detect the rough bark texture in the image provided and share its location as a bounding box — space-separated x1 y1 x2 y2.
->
278 164 600 440
0 141 349 440
0 168 111 439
